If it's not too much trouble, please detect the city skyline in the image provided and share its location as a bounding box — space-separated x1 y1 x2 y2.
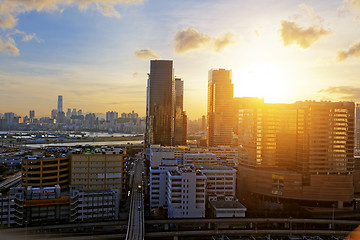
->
1 0 360 119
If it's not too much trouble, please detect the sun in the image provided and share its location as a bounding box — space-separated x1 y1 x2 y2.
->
233 63 289 103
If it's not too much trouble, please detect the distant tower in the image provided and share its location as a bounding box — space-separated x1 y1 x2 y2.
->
207 69 233 146
57 96 63 113
29 110 35 119
145 60 175 147
66 108 71 118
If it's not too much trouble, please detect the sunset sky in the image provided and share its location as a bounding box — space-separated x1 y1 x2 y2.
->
1 0 360 119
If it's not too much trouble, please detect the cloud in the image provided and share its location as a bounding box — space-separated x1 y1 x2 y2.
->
337 40 360 61
318 86 360 100
339 0 360 15
299 3 316 19
0 0 142 55
0 36 19 56
298 3 324 23
0 14 17 29
132 72 139 77
213 31 236 52
174 28 211 54
135 48 160 60
97 3 121 18
11 29 42 42
174 27 236 54
280 20 331 48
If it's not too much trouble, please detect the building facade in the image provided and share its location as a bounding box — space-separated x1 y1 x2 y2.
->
167 165 206 218
237 100 355 209
207 69 234 147
174 78 187 146
71 151 127 200
146 60 175 147
69 186 120 222
22 155 71 190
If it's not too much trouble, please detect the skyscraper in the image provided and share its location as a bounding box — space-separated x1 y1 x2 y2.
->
207 69 234 146
237 100 355 208
57 95 63 113
29 110 35 119
174 78 187 145
146 60 175 146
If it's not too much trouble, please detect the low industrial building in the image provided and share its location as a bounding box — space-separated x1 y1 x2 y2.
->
208 196 247 218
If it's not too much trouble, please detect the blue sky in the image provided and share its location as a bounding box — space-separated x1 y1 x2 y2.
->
1 0 360 119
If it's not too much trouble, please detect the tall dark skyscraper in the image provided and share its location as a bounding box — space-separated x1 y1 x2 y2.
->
146 60 175 146
58 95 63 113
207 69 234 146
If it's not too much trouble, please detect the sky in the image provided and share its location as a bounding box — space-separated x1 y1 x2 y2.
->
1 0 360 119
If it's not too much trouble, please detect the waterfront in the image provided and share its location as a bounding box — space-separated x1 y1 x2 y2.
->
23 140 143 148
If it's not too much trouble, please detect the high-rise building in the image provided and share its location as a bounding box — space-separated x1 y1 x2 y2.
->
66 108 71 118
174 78 187 145
58 95 63 113
356 104 360 149
207 69 234 146
146 60 175 146
236 100 355 209
29 110 35 119
51 109 58 119
106 111 118 122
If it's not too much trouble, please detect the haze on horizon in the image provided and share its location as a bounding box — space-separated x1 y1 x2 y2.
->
1 0 360 120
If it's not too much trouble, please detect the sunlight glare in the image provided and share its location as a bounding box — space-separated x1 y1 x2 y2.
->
233 63 289 103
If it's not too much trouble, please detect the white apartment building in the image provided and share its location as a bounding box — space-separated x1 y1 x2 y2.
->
150 146 175 167
183 153 217 165
149 145 238 167
149 152 238 218
150 158 177 208
167 165 206 218
198 164 236 197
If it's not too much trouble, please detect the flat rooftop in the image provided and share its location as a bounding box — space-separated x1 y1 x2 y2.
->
210 199 247 210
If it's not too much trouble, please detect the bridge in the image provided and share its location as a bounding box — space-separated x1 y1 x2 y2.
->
1 218 359 239
0 171 21 189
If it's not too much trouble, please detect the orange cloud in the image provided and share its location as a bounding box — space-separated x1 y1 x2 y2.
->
135 48 161 60
0 36 19 56
337 40 360 61
318 86 360 101
174 27 211 54
174 27 236 54
280 20 331 48
213 31 236 52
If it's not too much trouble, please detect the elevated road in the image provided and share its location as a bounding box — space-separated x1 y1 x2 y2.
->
125 158 145 240
0 171 21 189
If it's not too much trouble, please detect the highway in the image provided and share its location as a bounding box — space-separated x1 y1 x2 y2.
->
0 171 21 189
125 158 145 240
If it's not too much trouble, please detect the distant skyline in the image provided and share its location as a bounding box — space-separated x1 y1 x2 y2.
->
1 0 360 119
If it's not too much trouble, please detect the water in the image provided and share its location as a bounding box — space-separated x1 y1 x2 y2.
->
24 140 143 148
